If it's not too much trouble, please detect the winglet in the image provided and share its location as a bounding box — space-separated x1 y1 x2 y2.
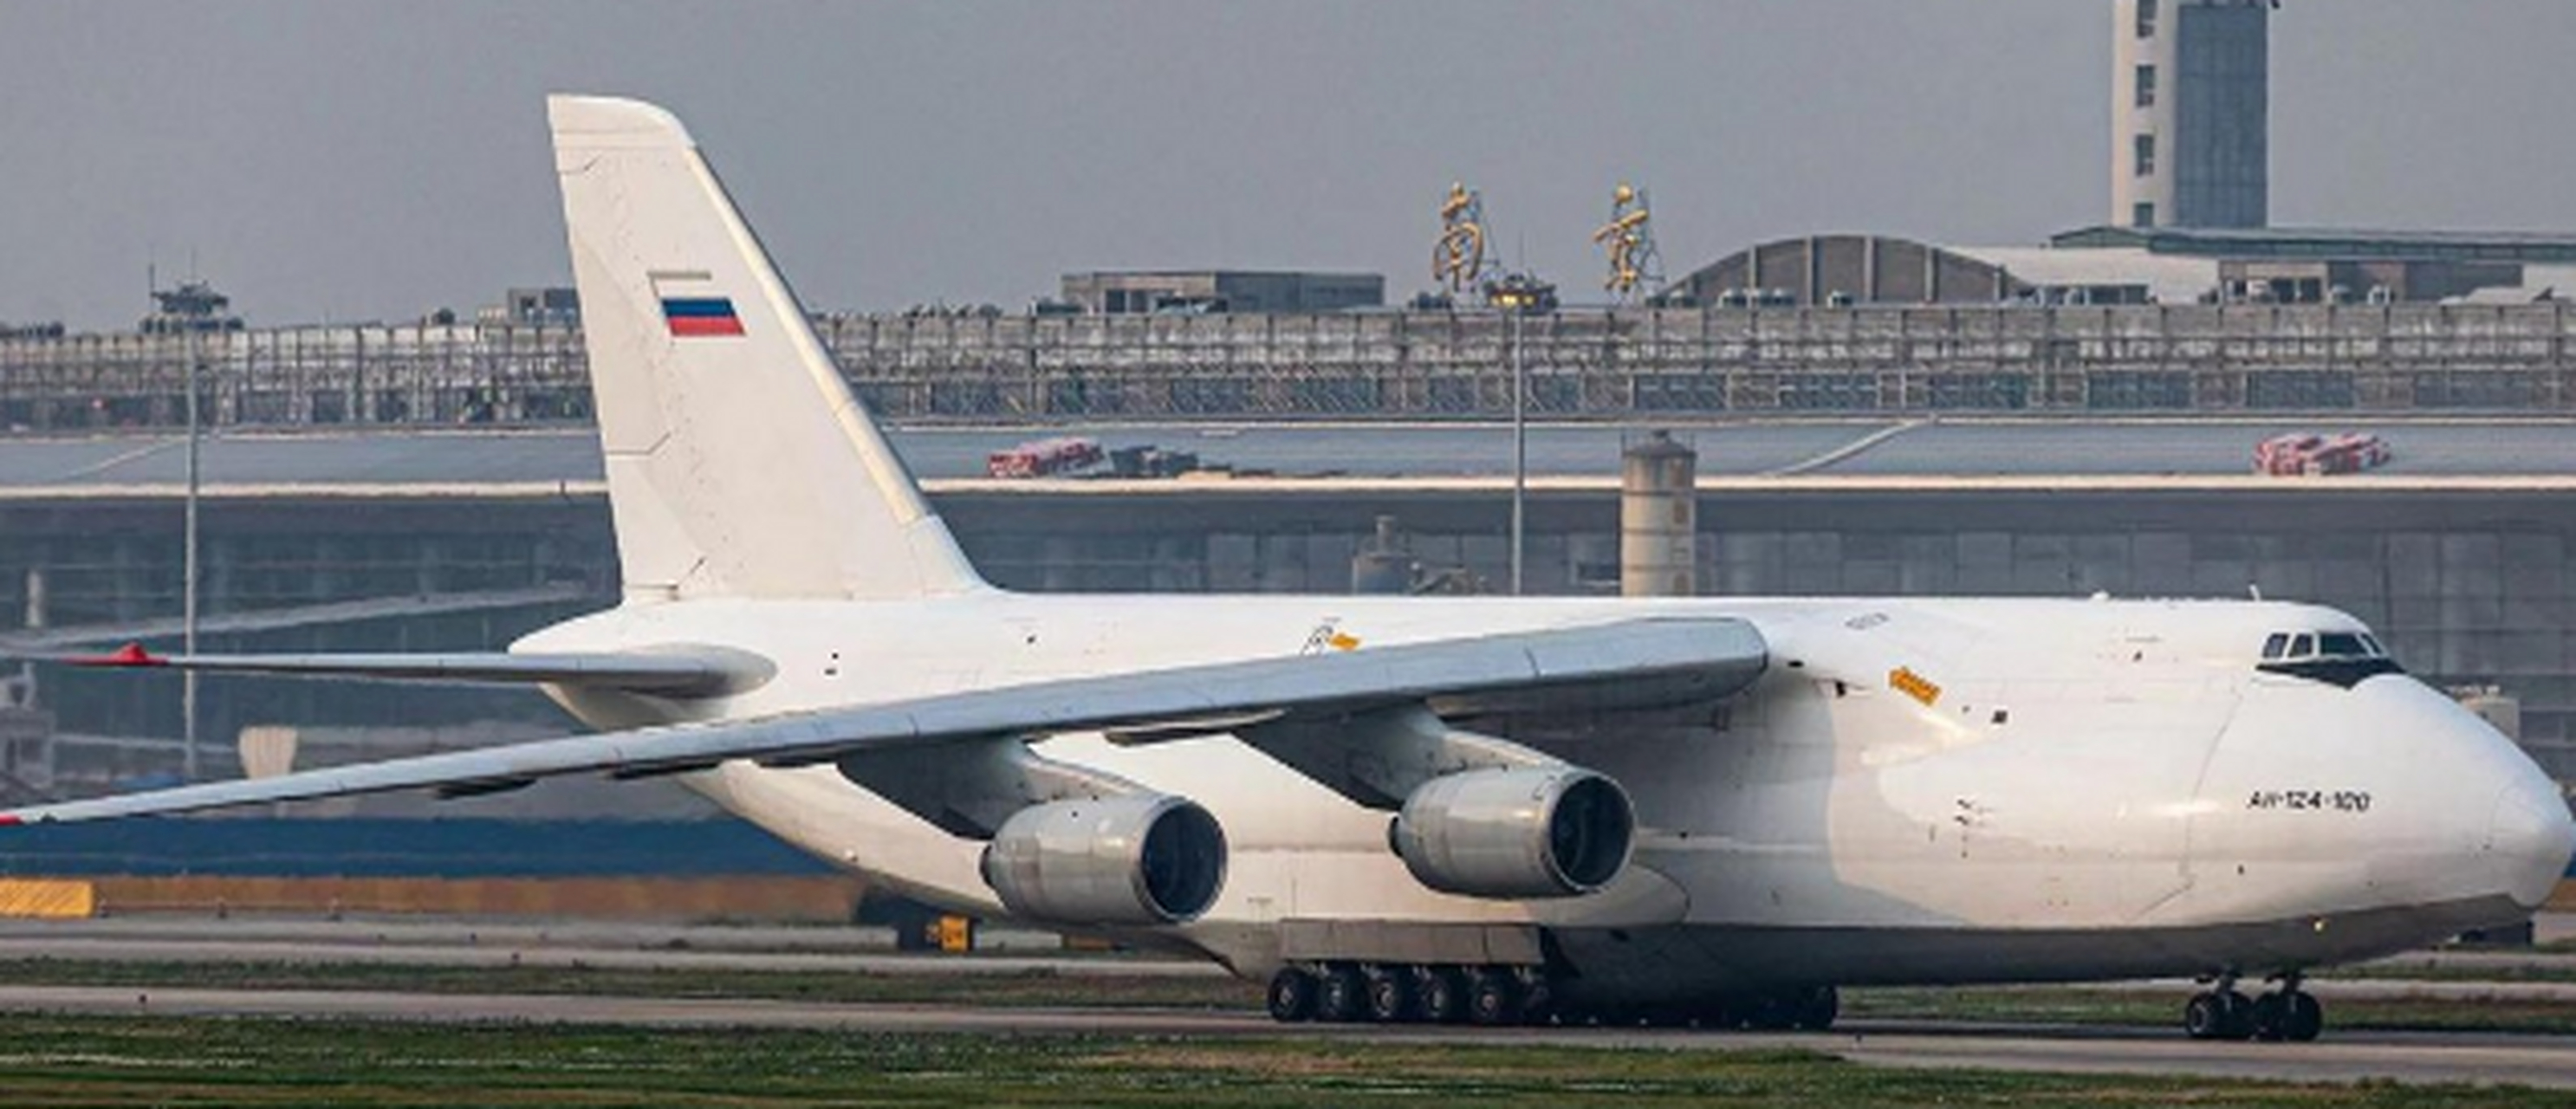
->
68 643 165 668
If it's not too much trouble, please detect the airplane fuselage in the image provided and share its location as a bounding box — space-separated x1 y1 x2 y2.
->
523 592 2570 1002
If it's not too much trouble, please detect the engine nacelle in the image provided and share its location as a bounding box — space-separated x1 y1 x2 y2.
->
1391 766 1634 898
978 794 1228 926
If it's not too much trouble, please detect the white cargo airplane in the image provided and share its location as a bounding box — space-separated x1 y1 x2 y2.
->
9 95 2570 1042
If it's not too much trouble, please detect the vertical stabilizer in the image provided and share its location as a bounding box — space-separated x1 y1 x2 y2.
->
547 94 985 601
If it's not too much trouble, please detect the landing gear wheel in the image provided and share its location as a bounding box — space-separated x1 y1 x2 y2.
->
2183 991 2227 1041
1363 965 1416 1023
1792 986 1840 1031
2250 992 2288 1041
2184 989 2257 1041
1465 968 1520 1027
1513 967 1554 1026
1266 967 1316 1023
2219 990 2256 1040
1416 967 1467 1024
2285 991 2324 1042
1315 963 1365 1024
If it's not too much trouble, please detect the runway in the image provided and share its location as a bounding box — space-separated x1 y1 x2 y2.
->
7 917 2575 1001
2 983 2572 1090
7 917 2576 1088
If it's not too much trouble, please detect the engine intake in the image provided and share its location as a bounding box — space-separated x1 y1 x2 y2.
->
979 794 1227 925
1391 767 1634 898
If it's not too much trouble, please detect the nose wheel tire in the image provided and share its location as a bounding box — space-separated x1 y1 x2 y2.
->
2249 992 2289 1041
2190 976 2322 1043
2283 990 2325 1041
2186 987 2303 1041
2183 990 2252 1041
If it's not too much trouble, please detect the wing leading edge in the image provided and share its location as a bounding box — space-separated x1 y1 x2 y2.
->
0 616 1766 827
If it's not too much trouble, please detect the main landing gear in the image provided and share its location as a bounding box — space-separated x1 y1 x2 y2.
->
2183 973 2323 1042
1266 962 1839 1032
1270 963 1551 1026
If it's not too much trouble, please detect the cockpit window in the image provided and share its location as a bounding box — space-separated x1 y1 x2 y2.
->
2257 626 2403 687
2264 631 2387 662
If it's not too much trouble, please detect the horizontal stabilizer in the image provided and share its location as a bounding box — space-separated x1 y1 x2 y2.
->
55 643 768 697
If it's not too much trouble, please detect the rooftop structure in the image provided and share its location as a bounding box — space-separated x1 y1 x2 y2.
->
2051 225 2576 264
140 278 243 335
1059 270 1385 315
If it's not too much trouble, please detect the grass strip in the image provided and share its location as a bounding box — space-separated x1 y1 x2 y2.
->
0 1015 2567 1107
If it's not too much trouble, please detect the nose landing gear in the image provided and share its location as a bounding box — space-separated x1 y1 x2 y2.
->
2184 972 2323 1042
2249 973 2325 1042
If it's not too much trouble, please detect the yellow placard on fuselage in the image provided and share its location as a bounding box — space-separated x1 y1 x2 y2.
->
1889 666 1943 707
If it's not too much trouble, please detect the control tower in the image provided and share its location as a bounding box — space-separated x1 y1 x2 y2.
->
2112 0 2272 229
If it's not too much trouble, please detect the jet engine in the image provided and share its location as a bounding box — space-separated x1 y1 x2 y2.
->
978 794 1228 925
1391 766 1634 898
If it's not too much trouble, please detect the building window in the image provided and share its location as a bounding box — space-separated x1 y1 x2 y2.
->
2137 0 2158 38
2134 134 2157 177
2135 64 2157 108
2133 202 2157 229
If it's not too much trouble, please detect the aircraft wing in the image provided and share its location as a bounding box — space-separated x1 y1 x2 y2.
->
0 615 1764 826
42 643 762 697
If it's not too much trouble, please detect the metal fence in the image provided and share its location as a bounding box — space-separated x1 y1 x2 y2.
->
4 302 2572 431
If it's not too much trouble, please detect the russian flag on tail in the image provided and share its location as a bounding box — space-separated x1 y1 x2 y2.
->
652 271 745 338
662 296 743 337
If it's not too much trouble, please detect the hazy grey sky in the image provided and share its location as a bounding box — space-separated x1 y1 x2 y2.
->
4 1 2573 331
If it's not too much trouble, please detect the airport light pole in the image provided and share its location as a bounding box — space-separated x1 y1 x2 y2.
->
1489 276 1552 596
1509 308 1525 596
181 334 201 782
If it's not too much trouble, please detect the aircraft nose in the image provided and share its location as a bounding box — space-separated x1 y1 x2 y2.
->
2487 774 2576 911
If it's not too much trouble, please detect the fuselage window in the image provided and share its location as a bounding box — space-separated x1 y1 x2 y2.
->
2261 632 2289 661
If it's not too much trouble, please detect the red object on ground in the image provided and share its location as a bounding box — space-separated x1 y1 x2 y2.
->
70 642 165 667
2255 432 2391 477
986 437 1106 479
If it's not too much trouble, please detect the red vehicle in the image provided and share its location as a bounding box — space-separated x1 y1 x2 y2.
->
986 437 1105 479
2255 432 2391 477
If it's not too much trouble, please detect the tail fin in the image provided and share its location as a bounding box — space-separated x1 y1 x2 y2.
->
547 94 985 602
